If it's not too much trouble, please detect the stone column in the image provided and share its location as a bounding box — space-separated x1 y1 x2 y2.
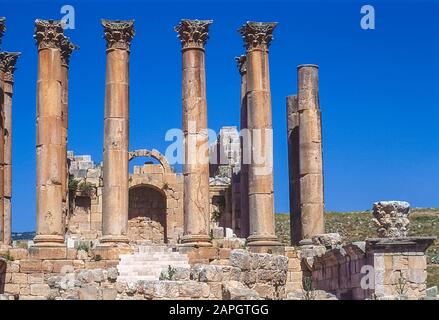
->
236 55 250 238
297 65 325 239
0 53 5 244
239 22 280 247
1 52 20 245
286 95 303 244
33 19 65 246
100 19 134 244
60 37 77 228
175 19 213 247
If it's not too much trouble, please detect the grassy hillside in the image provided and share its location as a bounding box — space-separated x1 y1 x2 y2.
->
275 208 439 288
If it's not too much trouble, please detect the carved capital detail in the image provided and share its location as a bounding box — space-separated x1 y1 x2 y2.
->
235 55 247 75
239 21 277 51
34 19 64 50
0 52 20 82
175 19 213 50
0 17 6 48
101 19 135 51
60 36 79 67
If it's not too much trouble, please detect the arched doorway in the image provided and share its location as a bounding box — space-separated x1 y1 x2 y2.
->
128 185 167 243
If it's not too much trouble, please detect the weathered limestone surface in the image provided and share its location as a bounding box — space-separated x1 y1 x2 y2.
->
60 37 77 229
286 95 301 244
236 55 250 238
297 65 325 240
0 52 5 244
372 201 411 238
33 19 65 246
239 22 279 247
1 52 20 245
175 19 213 247
101 19 135 244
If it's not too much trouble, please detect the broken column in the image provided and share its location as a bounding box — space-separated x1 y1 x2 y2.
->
100 19 135 244
175 19 213 246
297 65 325 240
286 95 302 244
239 22 280 247
236 55 250 238
33 19 65 246
2 52 20 245
60 37 77 227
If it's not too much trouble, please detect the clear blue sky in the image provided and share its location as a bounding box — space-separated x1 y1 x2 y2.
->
1 0 438 232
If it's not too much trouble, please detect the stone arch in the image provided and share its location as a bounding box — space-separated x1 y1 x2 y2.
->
128 184 168 243
129 149 172 173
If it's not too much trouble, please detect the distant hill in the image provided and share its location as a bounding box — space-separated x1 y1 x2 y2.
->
12 231 35 241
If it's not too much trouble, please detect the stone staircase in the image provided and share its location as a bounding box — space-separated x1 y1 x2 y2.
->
116 245 190 283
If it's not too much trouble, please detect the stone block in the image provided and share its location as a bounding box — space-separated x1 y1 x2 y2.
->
102 288 117 300
222 281 259 300
79 284 99 300
253 283 275 299
11 273 28 284
8 248 29 260
212 227 224 239
4 283 20 294
67 249 78 260
219 248 231 260
208 282 223 299
408 256 426 270
92 246 133 260
48 260 74 273
20 260 43 273
19 284 31 295
230 249 251 270
29 247 67 260
42 260 54 272
392 256 409 270
28 273 44 284
30 284 51 296
7 261 20 273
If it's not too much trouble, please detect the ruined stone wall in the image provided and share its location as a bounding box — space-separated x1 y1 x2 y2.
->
0 247 120 300
1 248 289 300
310 243 368 300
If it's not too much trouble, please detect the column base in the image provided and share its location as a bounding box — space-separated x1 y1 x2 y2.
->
180 234 212 247
33 234 65 247
99 235 130 245
246 234 281 247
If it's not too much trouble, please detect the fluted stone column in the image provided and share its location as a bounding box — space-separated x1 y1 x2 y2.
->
286 95 302 244
60 37 77 228
100 20 134 244
2 52 20 245
297 65 324 239
175 19 213 247
239 22 280 247
33 19 65 246
236 55 250 238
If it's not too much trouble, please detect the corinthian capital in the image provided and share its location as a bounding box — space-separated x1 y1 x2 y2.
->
235 55 247 75
174 19 213 50
0 52 20 82
60 36 79 67
101 19 135 51
0 17 6 48
34 19 64 50
239 21 277 52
